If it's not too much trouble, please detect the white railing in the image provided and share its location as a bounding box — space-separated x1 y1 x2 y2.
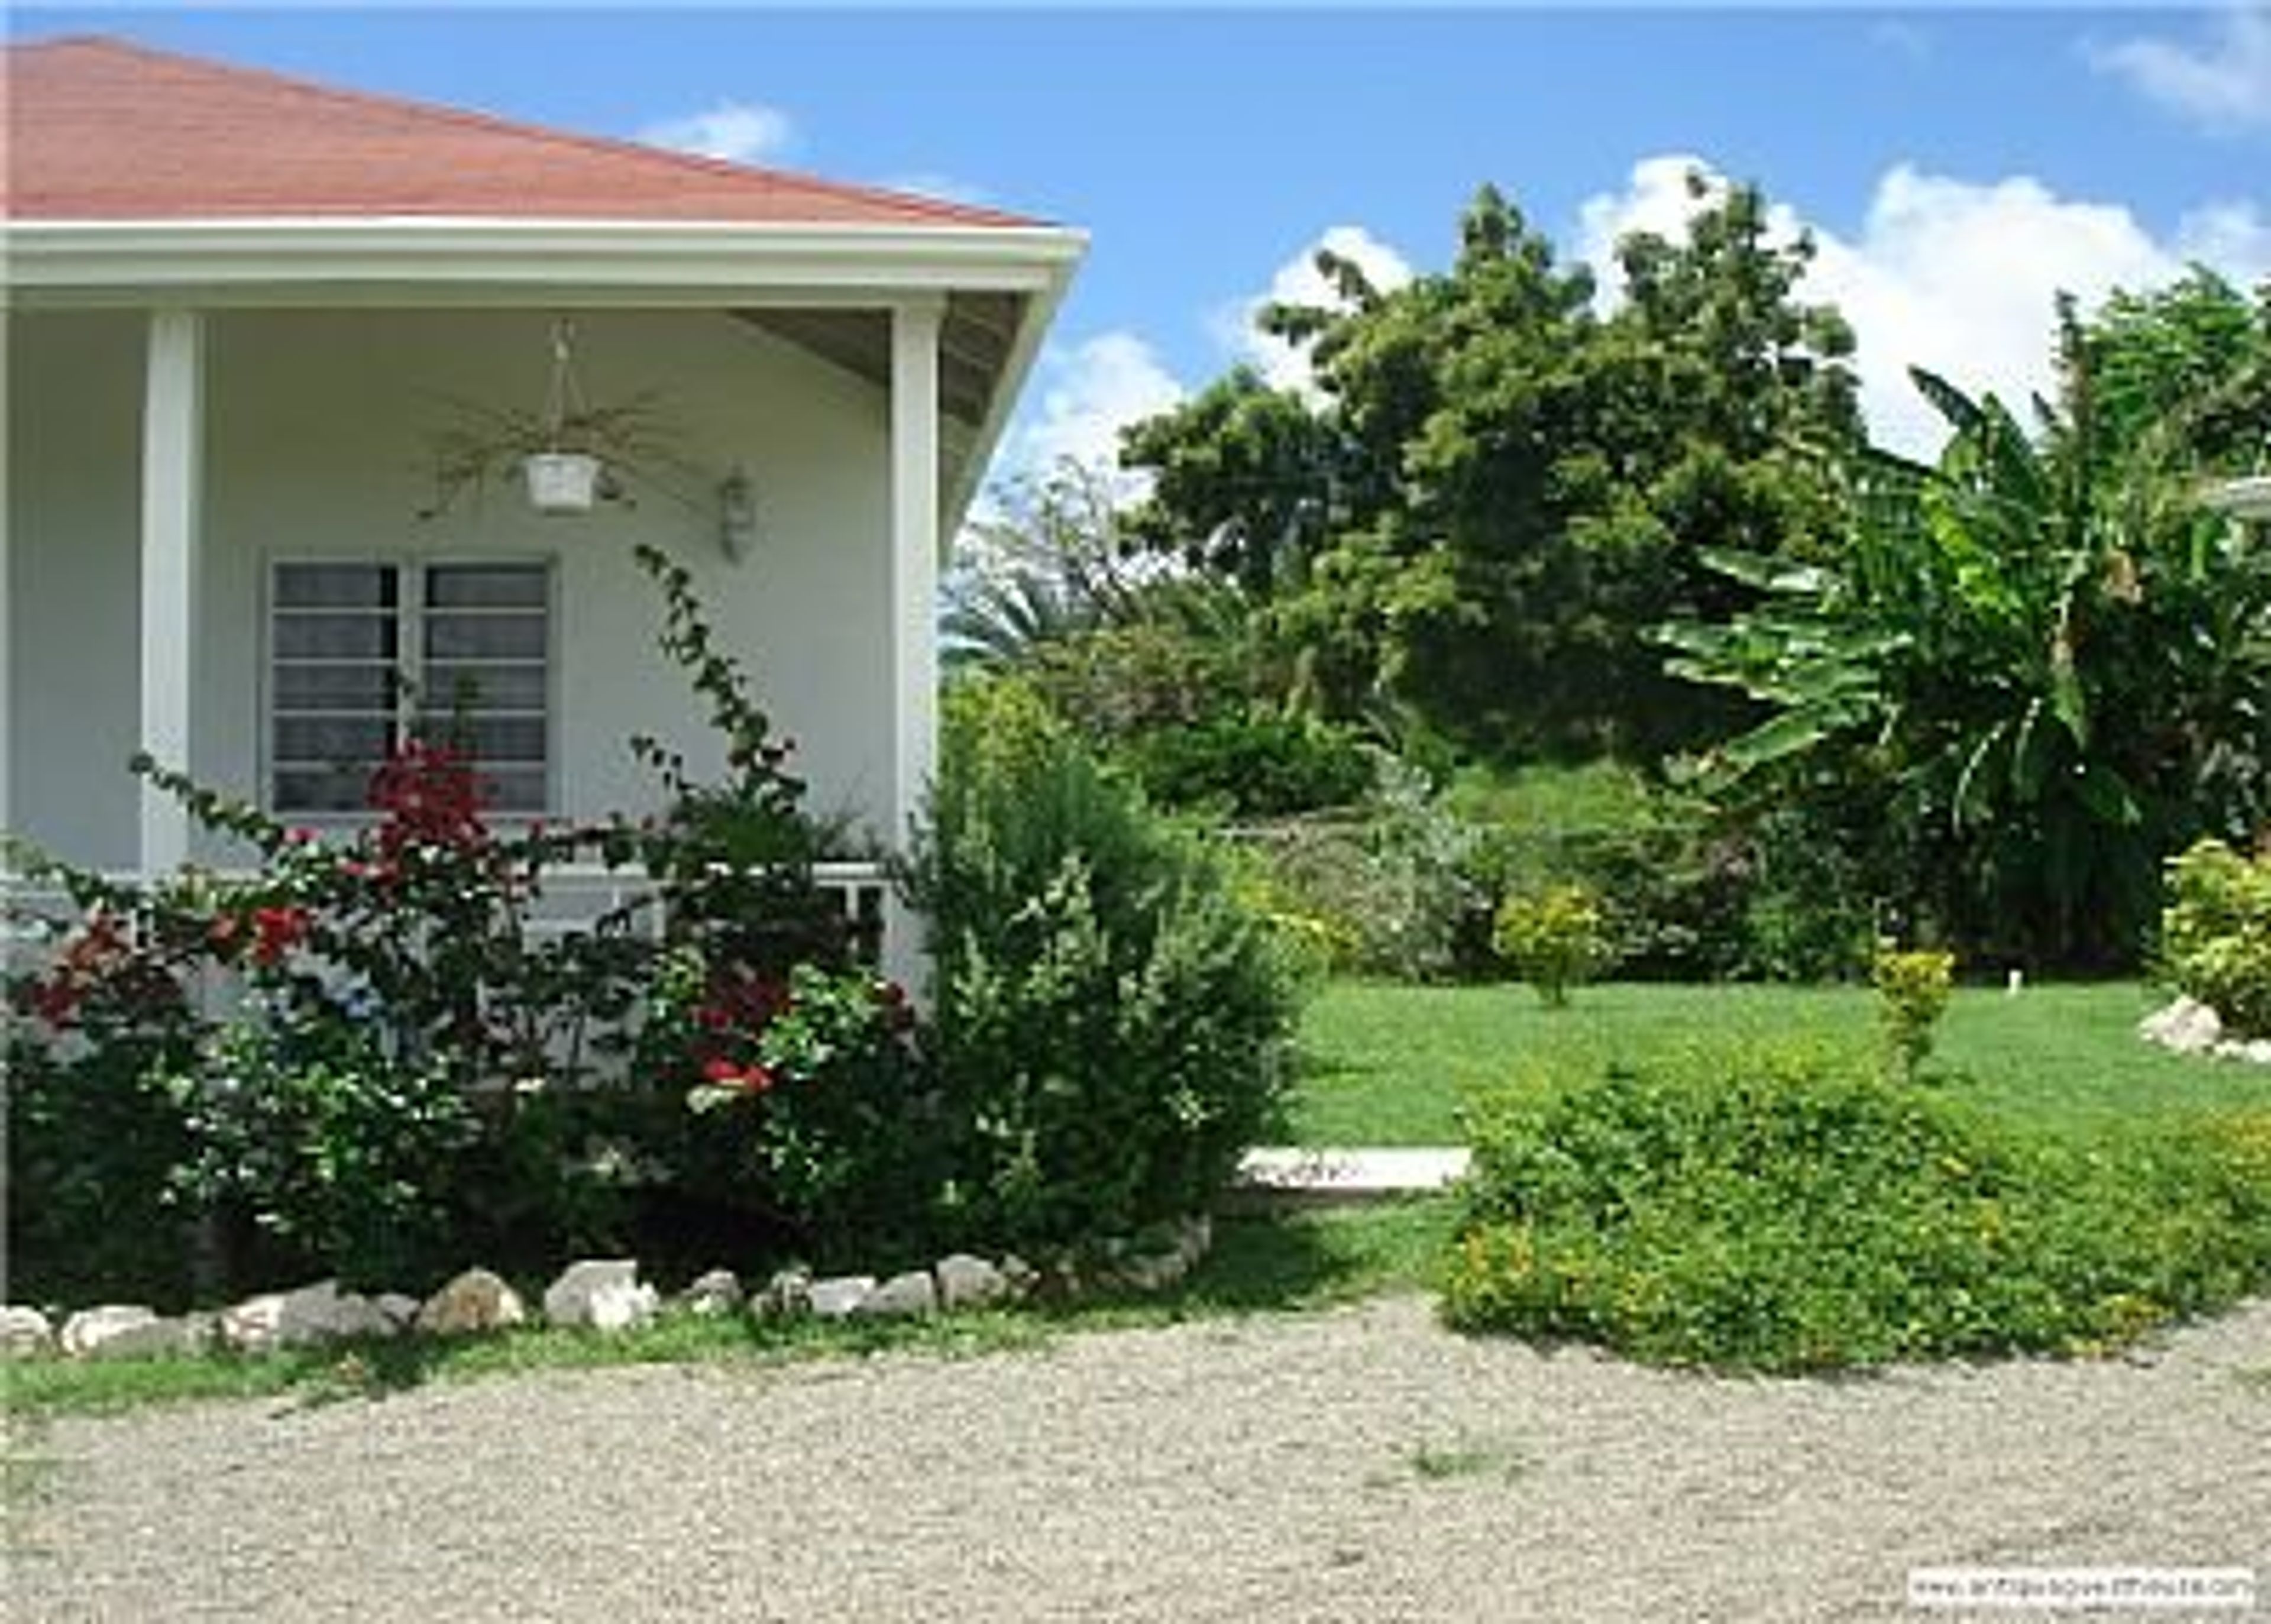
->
2 860 895 968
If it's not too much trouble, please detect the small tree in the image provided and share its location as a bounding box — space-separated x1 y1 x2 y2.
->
1493 885 1613 1008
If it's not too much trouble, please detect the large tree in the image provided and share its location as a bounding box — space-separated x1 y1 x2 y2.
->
1118 174 1864 764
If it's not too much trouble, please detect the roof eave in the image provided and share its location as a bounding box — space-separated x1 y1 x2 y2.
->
2 216 1089 305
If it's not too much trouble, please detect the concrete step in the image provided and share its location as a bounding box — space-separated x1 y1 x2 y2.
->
1230 1146 1471 1207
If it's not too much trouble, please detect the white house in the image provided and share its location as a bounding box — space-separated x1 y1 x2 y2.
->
2 36 1085 982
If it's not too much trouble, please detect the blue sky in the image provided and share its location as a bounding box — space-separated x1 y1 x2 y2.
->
14 7 2271 470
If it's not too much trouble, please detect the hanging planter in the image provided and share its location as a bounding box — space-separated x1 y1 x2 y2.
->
418 319 692 522
523 450 604 514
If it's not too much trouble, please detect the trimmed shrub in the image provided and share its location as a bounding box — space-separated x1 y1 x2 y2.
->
1445 1042 2271 1372
1493 885 1614 1007
1872 943 1955 1082
911 678 1299 1250
2162 837 2271 1038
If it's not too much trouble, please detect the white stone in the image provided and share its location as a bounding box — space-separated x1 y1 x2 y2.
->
542 1260 657 1332
376 1293 422 1331
755 1268 813 1320
218 1292 286 1354
676 1269 743 1318
806 1275 877 1319
2140 996 2223 1054
60 1305 160 1358
1136 1253 1189 1292
271 1279 396 1347
63 1306 209 1360
999 1255 1039 1302
0 1305 55 1357
855 1270 937 1319
1176 1214 1215 1274
2218 1038 2271 1066
933 1253 1008 1312
415 1268 527 1337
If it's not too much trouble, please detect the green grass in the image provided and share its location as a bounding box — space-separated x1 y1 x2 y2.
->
1 1197 1455 1420
1292 979 2271 1146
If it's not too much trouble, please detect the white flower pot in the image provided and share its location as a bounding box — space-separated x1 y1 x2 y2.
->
523 451 603 514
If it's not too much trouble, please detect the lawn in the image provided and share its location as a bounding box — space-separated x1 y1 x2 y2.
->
1290 979 2271 1146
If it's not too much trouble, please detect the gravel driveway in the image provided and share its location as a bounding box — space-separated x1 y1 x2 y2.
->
11 1293 2269 1622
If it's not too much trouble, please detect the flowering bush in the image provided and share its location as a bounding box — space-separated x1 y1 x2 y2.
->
4 548 919 1296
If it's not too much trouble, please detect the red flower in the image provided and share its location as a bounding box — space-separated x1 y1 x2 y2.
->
701 1056 774 1094
367 739 490 860
27 975 82 1028
250 905 310 966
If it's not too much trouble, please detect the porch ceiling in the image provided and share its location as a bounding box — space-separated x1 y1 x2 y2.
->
736 291 1021 431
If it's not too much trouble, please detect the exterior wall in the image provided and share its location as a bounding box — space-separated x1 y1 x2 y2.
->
6 306 896 871
7 312 146 867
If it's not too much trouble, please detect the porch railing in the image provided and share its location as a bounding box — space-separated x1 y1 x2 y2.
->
2 860 895 969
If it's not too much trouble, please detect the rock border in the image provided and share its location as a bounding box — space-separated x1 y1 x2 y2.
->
2 1217 1215 1363
2138 995 2271 1066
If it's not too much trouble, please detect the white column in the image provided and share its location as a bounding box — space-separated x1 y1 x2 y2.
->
885 296 943 995
0 310 12 878
139 308 205 875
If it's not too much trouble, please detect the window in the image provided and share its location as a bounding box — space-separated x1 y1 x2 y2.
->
269 561 550 817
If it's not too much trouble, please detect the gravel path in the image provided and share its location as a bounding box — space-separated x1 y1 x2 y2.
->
9 1293 2269 1622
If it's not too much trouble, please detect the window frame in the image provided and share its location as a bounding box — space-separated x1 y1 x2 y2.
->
261 554 559 826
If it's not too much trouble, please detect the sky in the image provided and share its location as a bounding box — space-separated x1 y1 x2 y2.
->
12 5 2271 475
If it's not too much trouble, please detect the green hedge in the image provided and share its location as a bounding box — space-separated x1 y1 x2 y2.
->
1446 1042 2271 1371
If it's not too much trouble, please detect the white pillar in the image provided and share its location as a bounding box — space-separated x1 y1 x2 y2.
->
139 308 205 875
885 296 943 995
0 310 12 878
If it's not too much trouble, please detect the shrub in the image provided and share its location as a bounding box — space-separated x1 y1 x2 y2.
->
1120 713 1374 817
1238 753 1483 982
1872 943 1956 1081
1492 885 1614 1007
159 1005 476 1289
3 1008 199 1308
1448 762 1753 982
1730 803 1882 982
1445 1042 2271 1372
2162 837 2271 1038
911 678 1298 1250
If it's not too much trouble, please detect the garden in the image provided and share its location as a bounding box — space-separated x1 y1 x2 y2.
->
8 181 2271 1402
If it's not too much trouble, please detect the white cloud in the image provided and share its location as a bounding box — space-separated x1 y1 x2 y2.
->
2176 199 2271 282
635 101 797 165
1211 225 1416 397
1576 154 2267 459
999 331 1186 492
2088 2 2271 132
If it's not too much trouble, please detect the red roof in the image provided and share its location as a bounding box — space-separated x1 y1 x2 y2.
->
4 35 1037 228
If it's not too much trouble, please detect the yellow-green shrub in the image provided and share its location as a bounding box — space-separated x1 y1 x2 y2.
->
2162 838 2271 1038
1493 885 1613 1007
1872 943 1955 1080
